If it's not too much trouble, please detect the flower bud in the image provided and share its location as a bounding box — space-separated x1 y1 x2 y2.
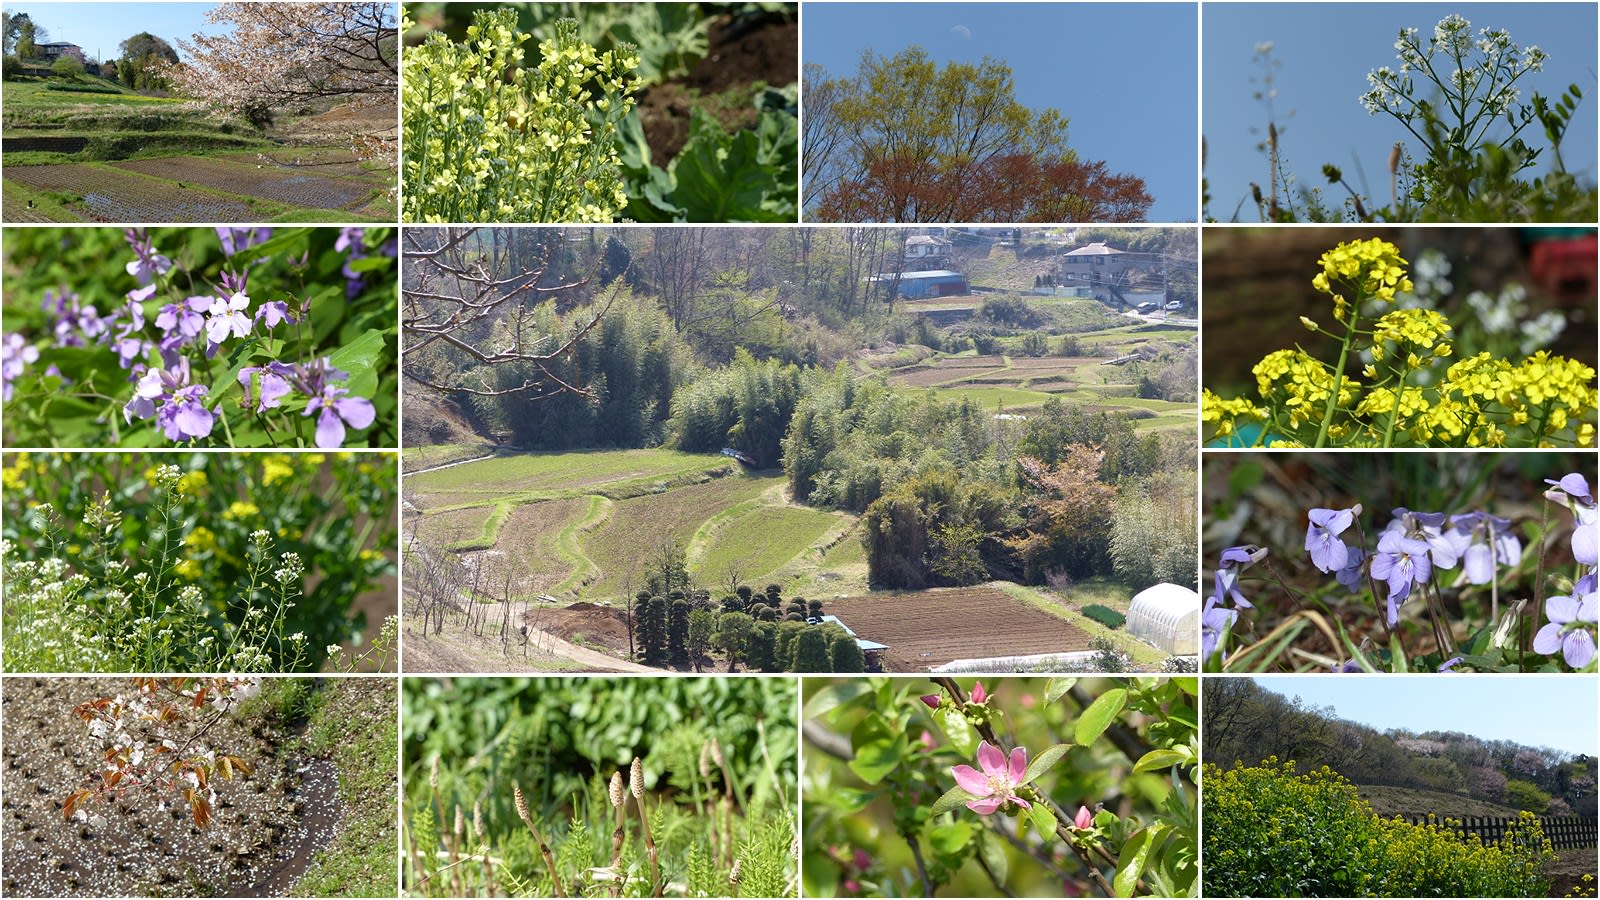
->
630 757 644 798
969 680 987 704
609 771 624 809
1074 805 1094 830
1300 316 1318 332
919 694 940 710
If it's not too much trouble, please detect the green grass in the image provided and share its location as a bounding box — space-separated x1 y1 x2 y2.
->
412 448 732 498
926 384 1059 409
285 679 399 897
550 495 611 595
581 474 779 598
692 499 845 588
447 500 515 551
402 443 495 472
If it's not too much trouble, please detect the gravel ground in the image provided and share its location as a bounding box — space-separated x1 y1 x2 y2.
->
2 677 339 897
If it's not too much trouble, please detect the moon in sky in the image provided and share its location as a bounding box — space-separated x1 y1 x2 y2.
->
950 24 972 39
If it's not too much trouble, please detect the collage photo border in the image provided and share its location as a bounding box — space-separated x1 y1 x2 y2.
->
0 1 1596 898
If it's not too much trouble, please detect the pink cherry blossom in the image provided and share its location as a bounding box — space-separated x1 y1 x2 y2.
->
950 740 1030 815
1074 805 1094 830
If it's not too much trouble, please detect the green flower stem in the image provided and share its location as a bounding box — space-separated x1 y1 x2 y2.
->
1380 361 1410 449
1313 309 1362 448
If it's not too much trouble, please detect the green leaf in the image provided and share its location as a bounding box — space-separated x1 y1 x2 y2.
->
928 785 980 819
1019 743 1070 787
1172 677 1198 697
933 705 977 758
927 821 975 855
848 714 902 785
1075 688 1127 746
1131 748 1187 775
1044 677 1076 704
802 681 872 721
326 328 385 384
975 829 1008 886
1114 824 1160 897
1027 803 1057 838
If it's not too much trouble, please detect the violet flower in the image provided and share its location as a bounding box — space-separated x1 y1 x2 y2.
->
1446 511 1521 585
950 741 1030 815
1305 506 1357 573
123 229 172 286
2 333 39 402
1370 530 1432 626
216 227 272 257
1545 474 1598 567
238 362 296 413
124 361 214 442
304 385 375 448
255 301 296 330
204 292 253 347
1532 591 1598 668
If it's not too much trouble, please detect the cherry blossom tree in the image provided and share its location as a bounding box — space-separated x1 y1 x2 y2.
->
162 3 396 131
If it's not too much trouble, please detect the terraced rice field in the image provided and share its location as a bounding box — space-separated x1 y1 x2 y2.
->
406 450 843 602
5 163 258 220
115 156 374 209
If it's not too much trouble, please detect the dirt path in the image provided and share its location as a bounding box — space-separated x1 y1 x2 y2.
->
402 453 496 477
401 619 655 673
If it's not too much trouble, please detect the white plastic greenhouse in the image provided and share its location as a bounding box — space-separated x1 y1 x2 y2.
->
1126 583 1200 655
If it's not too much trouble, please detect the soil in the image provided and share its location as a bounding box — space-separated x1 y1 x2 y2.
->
1 678 339 898
401 598 654 674
636 13 797 163
823 586 1098 671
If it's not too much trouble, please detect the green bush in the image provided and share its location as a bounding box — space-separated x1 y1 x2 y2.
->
1505 779 1552 814
1204 759 1553 897
1081 603 1127 629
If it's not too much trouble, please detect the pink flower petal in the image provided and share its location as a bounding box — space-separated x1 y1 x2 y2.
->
976 741 1006 777
966 797 1002 815
1008 794 1031 810
951 765 989 796
970 680 987 704
1008 746 1028 783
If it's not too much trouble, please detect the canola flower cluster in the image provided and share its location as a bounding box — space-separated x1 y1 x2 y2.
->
1204 238 1597 448
1204 758 1553 898
402 9 639 223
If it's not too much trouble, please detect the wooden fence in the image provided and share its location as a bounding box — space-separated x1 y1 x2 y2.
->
1400 814 1597 850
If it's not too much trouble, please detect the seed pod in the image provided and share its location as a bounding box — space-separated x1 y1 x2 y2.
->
608 771 624 809
709 737 725 769
629 758 644 798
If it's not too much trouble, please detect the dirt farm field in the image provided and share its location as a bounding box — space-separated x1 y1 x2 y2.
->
823 586 1096 671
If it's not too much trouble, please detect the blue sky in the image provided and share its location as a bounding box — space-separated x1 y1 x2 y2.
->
1251 676 1599 758
1204 3 1599 220
6 2 231 64
804 2 1199 222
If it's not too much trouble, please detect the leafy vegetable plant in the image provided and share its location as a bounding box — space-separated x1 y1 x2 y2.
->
2 227 396 449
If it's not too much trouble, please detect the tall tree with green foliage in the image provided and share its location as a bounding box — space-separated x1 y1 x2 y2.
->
804 48 1151 222
118 32 178 91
